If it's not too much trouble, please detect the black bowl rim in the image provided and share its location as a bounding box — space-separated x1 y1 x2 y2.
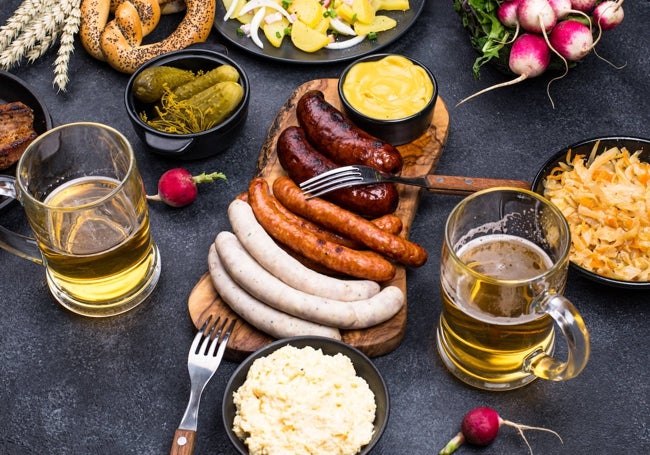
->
124 48 250 138
532 135 650 289
337 52 438 125
221 336 390 455
0 70 53 135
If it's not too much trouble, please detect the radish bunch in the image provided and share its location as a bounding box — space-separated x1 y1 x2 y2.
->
453 0 625 106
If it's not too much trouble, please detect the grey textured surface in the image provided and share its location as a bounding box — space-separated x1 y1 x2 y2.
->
1 1 649 454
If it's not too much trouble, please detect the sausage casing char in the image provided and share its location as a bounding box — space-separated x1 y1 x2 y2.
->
296 90 403 174
277 125 399 218
248 178 396 282
227 199 381 301
273 176 428 268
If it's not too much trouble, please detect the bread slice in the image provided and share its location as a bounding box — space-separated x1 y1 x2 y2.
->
0 101 37 170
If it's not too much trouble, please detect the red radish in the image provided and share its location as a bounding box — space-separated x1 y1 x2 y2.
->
549 19 594 61
438 407 563 455
570 0 597 13
593 0 624 31
456 33 550 106
147 168 227 207
517 0 557 34
547 0 573 18
497 0 521 28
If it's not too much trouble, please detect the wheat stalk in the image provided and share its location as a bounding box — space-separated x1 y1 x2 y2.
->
0 0 82 92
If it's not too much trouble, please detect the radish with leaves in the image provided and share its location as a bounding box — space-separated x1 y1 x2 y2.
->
457 33 550 106
147 168 227 207
438 407 563 455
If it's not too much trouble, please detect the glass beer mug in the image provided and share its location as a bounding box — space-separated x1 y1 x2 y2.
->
437 187 590 390
0 122 161 317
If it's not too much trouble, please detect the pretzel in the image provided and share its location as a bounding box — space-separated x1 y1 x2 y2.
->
80 0 215 73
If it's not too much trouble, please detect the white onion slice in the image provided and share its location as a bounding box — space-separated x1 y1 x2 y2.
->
325 34 367 49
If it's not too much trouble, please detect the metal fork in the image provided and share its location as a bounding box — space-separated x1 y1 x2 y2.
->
170 317 236 455
299 165 530 198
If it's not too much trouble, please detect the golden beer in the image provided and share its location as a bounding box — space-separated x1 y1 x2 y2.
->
40 177 158 309
2 123 162 317
437 188 589 390
438 234 556 389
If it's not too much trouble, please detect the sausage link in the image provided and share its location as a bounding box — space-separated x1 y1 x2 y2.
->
296 90 403 174
248 178 396 282
273 176 428 268
208 244 341 340
277 125 398 218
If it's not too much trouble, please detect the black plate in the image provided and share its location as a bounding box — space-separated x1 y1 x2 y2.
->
0 71 52 212
213 0 425 63
222 336 389 454
532 136 650 289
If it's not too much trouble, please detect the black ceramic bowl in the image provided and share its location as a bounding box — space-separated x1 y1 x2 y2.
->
124 49 249 160
222 336 390 455
1 71 52 212
532 136 650 289
338 53 437 146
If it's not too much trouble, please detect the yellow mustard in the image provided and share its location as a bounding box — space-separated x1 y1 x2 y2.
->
342 55 434 120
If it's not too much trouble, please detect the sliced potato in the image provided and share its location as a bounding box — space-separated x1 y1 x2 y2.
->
372 0 410 11
288 0 324 28
291 19 331 53
354 15 397 35
313 16 331 35
263 16 290 47
352 0 375 24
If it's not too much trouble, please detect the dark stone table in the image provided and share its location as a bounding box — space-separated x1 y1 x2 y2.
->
1 1 649 453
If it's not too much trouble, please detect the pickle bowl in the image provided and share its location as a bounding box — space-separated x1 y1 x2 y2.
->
124 48 249 160
338 53 437 146
222 336 390 455
531 136 650 289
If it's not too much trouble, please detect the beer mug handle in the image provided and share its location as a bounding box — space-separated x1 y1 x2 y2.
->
526 294 590 381
0 176 43 265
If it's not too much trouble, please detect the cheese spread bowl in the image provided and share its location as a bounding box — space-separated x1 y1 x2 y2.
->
222 336 390 455
531 136 650 289
338 53 437 145
124 48 249 160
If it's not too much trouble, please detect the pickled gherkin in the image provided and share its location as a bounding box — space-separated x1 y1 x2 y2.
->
132 66 194 103
143 81 244 134
172 65 240 101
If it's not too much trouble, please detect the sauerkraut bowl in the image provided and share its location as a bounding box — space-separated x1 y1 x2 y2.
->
532 136 650 289
222 336 389 455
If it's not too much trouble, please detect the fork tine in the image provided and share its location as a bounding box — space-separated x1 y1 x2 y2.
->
213 319 236 360
206 318 228 356
305 179 367 199
299 165 361 191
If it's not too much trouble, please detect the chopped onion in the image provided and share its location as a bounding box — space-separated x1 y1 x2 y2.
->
325 34 367 49
250 7 266 49
224 0 240 21
239 0 294 23
329 17 356 36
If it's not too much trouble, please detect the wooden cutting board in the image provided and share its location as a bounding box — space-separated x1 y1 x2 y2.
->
187 78 450 362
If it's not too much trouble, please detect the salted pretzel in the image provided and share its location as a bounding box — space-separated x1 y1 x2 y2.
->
80 0 215 74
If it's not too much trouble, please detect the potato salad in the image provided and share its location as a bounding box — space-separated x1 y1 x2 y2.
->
221 0 410 52
232 345 377 455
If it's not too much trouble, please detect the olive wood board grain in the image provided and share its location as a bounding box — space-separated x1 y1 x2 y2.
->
187 78 450 362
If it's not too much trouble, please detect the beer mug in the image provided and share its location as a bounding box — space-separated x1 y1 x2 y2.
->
437 187 590 390
0 122 161 317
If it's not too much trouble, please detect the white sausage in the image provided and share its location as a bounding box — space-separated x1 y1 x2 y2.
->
228 199 381 301
208 244 341 340
215 231 405 329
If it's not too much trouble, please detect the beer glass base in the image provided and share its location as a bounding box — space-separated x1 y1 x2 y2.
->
435 324 539 391
46 245 162 318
